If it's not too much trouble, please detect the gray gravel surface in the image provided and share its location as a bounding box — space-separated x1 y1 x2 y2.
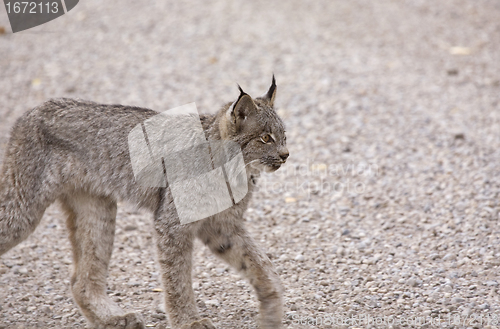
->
1 0 500 328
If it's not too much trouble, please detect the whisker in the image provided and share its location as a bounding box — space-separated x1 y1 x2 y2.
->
244 159 260 168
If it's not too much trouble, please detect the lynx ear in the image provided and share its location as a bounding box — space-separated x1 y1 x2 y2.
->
227 86 258 131
262 75 277 107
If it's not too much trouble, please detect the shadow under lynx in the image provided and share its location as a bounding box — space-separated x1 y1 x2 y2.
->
0 77 288 329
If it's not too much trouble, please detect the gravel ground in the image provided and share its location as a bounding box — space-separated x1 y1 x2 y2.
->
1 0 500 328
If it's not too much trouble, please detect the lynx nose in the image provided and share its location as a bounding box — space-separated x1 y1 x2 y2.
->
279 150 289 162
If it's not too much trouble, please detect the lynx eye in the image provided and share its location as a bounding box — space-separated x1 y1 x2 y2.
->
261 134 272 143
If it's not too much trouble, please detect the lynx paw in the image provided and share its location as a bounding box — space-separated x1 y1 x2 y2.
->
180 318 216 329
100 312 145 329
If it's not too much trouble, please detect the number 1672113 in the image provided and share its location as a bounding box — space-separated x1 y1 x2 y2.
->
6 2 60 14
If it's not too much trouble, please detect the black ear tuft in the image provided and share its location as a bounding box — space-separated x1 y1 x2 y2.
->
264 75 277 107
238 84 246 96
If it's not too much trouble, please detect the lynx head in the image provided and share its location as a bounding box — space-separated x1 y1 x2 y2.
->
219 76 289 173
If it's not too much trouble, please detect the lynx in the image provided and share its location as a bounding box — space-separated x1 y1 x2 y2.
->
0 77 289 329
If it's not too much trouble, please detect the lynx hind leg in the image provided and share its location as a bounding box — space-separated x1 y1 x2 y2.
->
61 192 144 329
0 124 58 255
198 220 283 329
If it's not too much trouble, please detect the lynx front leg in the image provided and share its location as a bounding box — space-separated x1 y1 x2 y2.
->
61 193 144 329
154 200 215 329
198 219 283 329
